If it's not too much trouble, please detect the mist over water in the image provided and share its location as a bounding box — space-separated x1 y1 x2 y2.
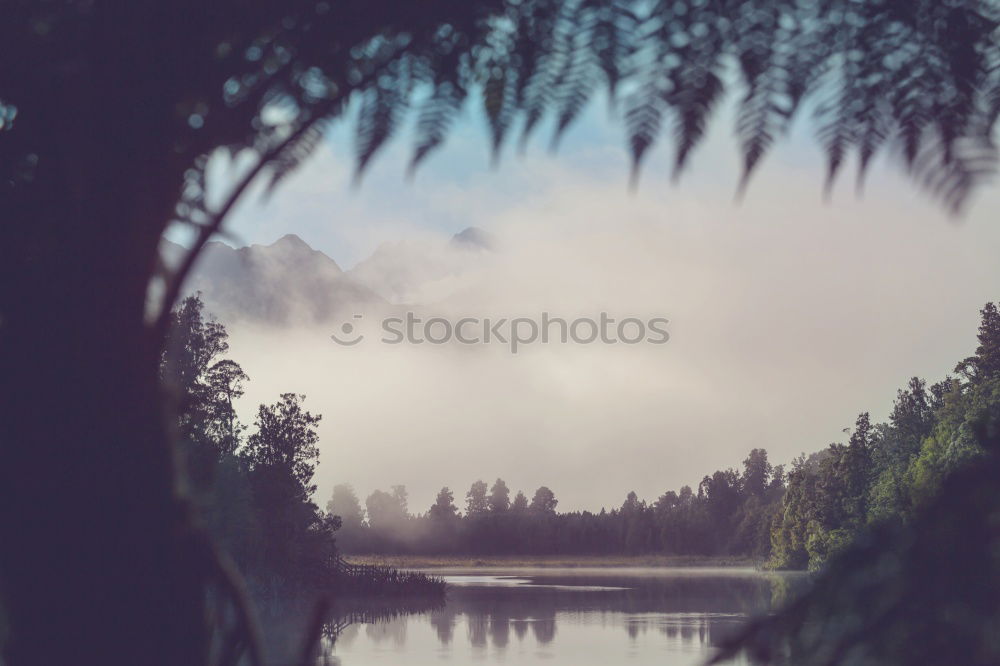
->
321 568 805 665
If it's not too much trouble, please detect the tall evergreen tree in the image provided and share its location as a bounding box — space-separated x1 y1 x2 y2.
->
327 484 364 531
429 487 460 522
488 479 511 513
957 302 1000 382
466 480 489 516
740 449 773 498
161 294 248 457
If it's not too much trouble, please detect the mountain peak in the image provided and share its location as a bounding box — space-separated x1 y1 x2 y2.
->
174 232 386 325
271 233 311 249
450 227 496 251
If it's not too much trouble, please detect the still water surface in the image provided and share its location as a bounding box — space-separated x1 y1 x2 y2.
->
324 567 804 666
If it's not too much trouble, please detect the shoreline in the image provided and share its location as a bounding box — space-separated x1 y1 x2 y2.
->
342 554 759 569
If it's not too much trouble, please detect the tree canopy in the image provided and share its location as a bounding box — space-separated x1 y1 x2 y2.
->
716 303 1000 665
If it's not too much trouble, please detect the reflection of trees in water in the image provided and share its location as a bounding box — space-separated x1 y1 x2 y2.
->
624 613 718 645
324 574 805 655
531 615 557 645
626 618 643 640
765 572 799 609
512 619 529 641
489 611 510 648
321 596 443 653
444 573 803 618
467 613 489 648
332 624 360 649
430 608 457 645
365 619 406 646
464 573 804 650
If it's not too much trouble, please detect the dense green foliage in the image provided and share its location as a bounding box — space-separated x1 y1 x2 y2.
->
768 303 1000 571
162 295 339 592
713 304 1000 665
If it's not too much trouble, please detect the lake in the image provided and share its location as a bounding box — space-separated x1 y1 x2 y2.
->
321 567 806 666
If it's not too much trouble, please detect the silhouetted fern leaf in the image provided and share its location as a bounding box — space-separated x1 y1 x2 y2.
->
659 0 727 180
516 0 563 150
266 115 335 195
354 58 414 182
549 5 597 149
668 67 723 178
482 58 518 161
732 2 810 194
107 0 1000 224
410 75 468 173
910 134 998 215
624 67 667 186
595 0 639 100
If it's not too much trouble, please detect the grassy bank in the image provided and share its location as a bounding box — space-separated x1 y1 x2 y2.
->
342 554 757 569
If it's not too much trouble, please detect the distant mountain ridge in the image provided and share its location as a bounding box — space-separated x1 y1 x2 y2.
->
346 227 496 305
449 226 495 251
162 234 384 325
162 227 494 325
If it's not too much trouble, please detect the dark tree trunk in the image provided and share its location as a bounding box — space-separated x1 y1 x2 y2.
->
0 7 209 662
0 166 210 664
0 241 208 666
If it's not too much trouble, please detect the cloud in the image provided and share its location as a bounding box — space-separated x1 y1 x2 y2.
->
211 99 1000 514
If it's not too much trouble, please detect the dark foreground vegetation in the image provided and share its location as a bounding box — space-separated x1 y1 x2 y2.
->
162 295 441 602
332 304 1000 577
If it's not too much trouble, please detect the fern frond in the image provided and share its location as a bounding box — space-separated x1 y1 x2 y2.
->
516 0 564 150
155 0 1000 215
410 61 468 172
589 0 639 101
668 67 723 179
732 3 791 194
909 133 998 215
265 115 335 195
660 0 727 179
550 2 599 148
354 58 414 182
624 71 667 186
482 54 519 160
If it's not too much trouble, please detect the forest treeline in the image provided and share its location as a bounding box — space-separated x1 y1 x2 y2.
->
329 303 1000 570
173 295 1000 573
768 302 1000 569
328 452 784 559
163 294 340 594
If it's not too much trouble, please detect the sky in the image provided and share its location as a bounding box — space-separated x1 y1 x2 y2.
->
186 85 1000 514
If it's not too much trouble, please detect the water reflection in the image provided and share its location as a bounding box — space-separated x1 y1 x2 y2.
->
321 568 806 666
